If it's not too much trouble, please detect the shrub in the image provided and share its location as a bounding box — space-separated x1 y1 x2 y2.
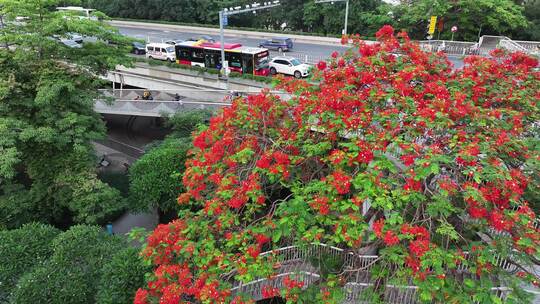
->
10 225 125 304
96 247 150 304
98 171 130 197
128 138 191 213
0 223 60 302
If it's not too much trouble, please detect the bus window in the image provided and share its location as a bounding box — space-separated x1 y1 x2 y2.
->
204 50 221 69
227 53 242 68
255 51 269 70
177 48 191 61
192 49 204 64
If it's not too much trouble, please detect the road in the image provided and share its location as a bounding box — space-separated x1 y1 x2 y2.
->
117 26 465 68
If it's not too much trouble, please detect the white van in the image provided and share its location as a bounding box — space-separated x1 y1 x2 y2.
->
146 43 176 62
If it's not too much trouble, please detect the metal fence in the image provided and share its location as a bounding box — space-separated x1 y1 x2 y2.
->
227 243 514 303
418 40 480 56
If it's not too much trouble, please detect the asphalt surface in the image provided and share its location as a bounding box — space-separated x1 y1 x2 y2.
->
117 26 465 68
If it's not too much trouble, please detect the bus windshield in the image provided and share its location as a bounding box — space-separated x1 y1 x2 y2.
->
255 55 269 69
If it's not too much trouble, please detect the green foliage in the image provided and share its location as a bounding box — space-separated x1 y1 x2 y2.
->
98 171 131 197
10 225 126 304
0 0 133 228
513 0 540 40
0 223 60 302
128 110 211 213
393 0 529 40
129 138 191 213
96 247 150 304
165 109 213 138
90 0 536 41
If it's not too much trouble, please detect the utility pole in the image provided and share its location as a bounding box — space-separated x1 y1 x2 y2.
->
219 1 281 88
315 0 349 35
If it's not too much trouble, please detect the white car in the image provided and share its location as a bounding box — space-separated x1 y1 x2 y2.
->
269 56 310 78
145 43 176 62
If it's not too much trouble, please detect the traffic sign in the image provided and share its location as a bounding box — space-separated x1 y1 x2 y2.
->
222 15 228 26
428 16 437 35
451 25 458 33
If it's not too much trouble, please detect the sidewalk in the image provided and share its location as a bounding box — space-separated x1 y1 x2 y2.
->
93 141 159 239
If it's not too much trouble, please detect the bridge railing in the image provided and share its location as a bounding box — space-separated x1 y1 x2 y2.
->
418 40 479 56
228 243 515 302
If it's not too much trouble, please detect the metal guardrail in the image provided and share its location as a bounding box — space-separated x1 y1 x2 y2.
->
229 243 514 302
418 40 479 56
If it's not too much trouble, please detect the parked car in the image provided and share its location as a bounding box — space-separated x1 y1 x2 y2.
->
61 39 82 48
67 32 83 44
132 42 146 55
165 39 184 45
259 37 293 52
145 43 176 62
187 35 215 43
269 56 310 78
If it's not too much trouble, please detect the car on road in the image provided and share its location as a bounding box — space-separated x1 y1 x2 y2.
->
67 32 83 44
269 56 310 78
187 35 215 43
132 42 146 55
165 39 184 45
61 39 83 48
145 43 176 62
259 37 293 52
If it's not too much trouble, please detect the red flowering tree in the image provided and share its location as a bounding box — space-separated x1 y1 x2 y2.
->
136 26 540 304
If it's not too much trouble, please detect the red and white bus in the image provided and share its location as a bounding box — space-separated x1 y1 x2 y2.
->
175 41 270 76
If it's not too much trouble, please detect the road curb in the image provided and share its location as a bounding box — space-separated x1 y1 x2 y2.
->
109 20 344 46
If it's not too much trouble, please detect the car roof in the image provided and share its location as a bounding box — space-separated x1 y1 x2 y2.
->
272 56 297 61
146 43 173 48
268 37 291 40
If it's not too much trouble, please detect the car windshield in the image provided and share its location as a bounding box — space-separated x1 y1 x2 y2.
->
166 47 174 53
290 58 301 66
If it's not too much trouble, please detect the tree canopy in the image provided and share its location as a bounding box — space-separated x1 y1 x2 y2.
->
83 0 535 40
0 0 133 228
9 225 146 304
393 0 529 40
0 222 60 302
136 26 540 303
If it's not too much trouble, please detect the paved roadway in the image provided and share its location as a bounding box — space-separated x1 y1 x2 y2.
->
117 26 465 68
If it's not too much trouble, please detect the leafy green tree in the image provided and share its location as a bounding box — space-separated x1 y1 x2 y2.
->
0 222 60 302
128 110 211 214
10 225 125 304
129 138 191 213
96 247 150 304
0 0 133 228
514 0 540 40
393 0 529 40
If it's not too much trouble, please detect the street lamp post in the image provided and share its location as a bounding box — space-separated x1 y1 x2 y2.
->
315 0 349 35
219 1 281 86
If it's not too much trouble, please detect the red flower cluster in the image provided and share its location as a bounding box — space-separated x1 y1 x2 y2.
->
138 25 539 303
329 170 352 194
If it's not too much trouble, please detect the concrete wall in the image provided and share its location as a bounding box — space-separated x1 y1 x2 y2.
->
106 62 271 100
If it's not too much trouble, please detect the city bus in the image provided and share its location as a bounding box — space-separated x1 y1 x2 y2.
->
175 41 270 76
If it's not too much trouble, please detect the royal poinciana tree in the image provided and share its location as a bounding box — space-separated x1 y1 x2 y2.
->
136 26 540 304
